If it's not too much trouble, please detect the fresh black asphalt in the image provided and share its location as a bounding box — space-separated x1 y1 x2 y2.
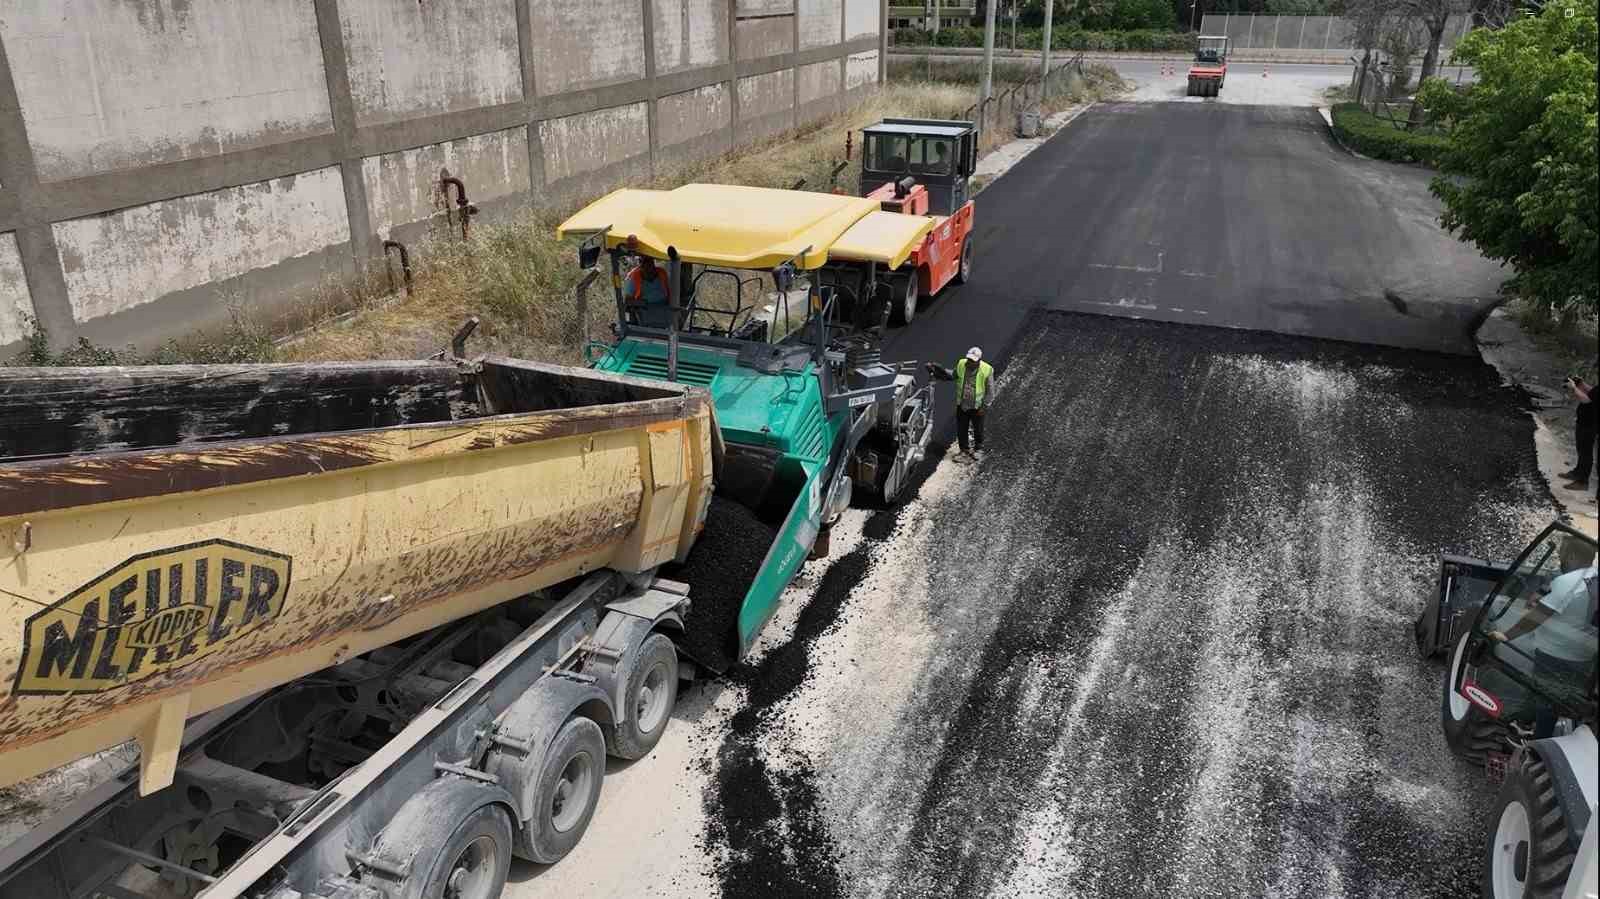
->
706 102 1547 898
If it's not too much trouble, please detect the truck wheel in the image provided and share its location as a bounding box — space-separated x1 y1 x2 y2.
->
954 239 973 285
404 803 513 899
1481 753 1576 899
890 275 918 326
607 633 678 760
517 716 606 864
1441 633 1511 764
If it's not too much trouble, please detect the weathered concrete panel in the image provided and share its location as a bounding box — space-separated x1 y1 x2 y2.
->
341 0 522 126
531 0 645 96
362 128 531 238
797 59 841 104
653 0 728 74
844 0 879 39
736 16 795 60
0 232 36 346
737 69 794 141
657 84 732 148
737 0 796 13
53 167 351 326
540 103 650 185
846 50 880 90
0 0 332 182
798 0 844 49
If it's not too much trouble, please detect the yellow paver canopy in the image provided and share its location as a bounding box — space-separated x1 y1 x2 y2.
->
557 183 932 271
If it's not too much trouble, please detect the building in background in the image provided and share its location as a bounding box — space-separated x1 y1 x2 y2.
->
888 3 977 30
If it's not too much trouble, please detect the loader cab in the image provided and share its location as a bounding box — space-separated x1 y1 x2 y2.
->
859 119 976 216
1456 524 1598 729
1194 35 1229 66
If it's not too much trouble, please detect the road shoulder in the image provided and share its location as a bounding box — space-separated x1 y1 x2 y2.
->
1478 308 1598 536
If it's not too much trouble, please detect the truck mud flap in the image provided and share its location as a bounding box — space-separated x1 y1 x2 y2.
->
1414 553 1510 659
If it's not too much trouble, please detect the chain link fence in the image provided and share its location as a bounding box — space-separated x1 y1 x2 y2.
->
1197 13 1473 62
962 52 1088 146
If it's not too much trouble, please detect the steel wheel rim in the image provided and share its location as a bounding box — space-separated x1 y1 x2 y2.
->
636 662 671 735
444 835 498 899
1491 800 1530 898
902 281 917 321
1448 637 1472 721
960 243 972 280
550 752 594 833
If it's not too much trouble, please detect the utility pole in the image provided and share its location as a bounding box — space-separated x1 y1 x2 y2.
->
981 0 998 107
1190 0 1199 32
932 0 940 35
1041 0 1055 98
1010 0 1018 50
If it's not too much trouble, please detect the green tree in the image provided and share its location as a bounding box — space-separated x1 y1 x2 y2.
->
1421 2 1598 314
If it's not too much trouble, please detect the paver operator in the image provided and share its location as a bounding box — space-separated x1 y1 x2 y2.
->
624 255 674 328
927 346 995 461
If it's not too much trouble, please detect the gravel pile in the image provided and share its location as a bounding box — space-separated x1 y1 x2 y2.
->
670 496 779 674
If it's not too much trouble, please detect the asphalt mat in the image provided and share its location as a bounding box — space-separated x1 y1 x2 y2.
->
704 104 1549 897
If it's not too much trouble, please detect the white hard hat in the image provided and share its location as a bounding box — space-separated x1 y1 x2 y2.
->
966 347 982 362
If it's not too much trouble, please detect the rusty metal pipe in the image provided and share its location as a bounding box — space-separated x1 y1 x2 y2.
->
381 240 412 296
451 316 480 358
439 177 477 240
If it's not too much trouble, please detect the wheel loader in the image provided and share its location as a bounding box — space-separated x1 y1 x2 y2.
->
1416 522 1598 898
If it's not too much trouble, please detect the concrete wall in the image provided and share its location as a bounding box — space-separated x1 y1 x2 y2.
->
0 231 33 345
0 0 885 353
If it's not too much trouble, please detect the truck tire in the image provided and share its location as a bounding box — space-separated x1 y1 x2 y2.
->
1441 633 1511 765
516 716 606 864
890 274 918 326
1481 753 1577 899
954 238 973 286
405 803 512 899
607 633 678 760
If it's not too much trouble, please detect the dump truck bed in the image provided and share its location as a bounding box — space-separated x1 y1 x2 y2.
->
0 357 715 792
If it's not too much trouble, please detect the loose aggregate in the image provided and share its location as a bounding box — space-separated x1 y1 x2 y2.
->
705 310 1551 898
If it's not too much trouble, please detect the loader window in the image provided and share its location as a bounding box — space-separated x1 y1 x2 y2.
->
1479 530 1598 713
867 134 909 174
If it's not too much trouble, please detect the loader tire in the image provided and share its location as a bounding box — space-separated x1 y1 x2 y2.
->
606 633 678 760
1481 753 1577 899
890 274 918 326
1440 634 1511 765
954 238 973 285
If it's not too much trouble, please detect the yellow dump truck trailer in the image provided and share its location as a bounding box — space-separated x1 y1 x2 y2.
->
0 351 717 899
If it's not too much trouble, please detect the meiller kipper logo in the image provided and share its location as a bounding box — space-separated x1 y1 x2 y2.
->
13 540 292 696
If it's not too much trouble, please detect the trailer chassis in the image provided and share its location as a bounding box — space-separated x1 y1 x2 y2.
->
0 571 691 899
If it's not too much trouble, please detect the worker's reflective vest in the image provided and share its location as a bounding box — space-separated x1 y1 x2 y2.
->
954 358 992 408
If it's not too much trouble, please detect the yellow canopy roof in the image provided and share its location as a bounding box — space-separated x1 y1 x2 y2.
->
556 183 931 271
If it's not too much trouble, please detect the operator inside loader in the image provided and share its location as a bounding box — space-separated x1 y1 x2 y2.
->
1479 534 1598 734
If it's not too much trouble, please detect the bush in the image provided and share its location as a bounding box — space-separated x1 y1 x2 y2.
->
1329 103 1450 166
1419 1 1597 317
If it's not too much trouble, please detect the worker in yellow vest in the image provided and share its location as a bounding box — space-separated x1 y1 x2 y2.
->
926 346 996 461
